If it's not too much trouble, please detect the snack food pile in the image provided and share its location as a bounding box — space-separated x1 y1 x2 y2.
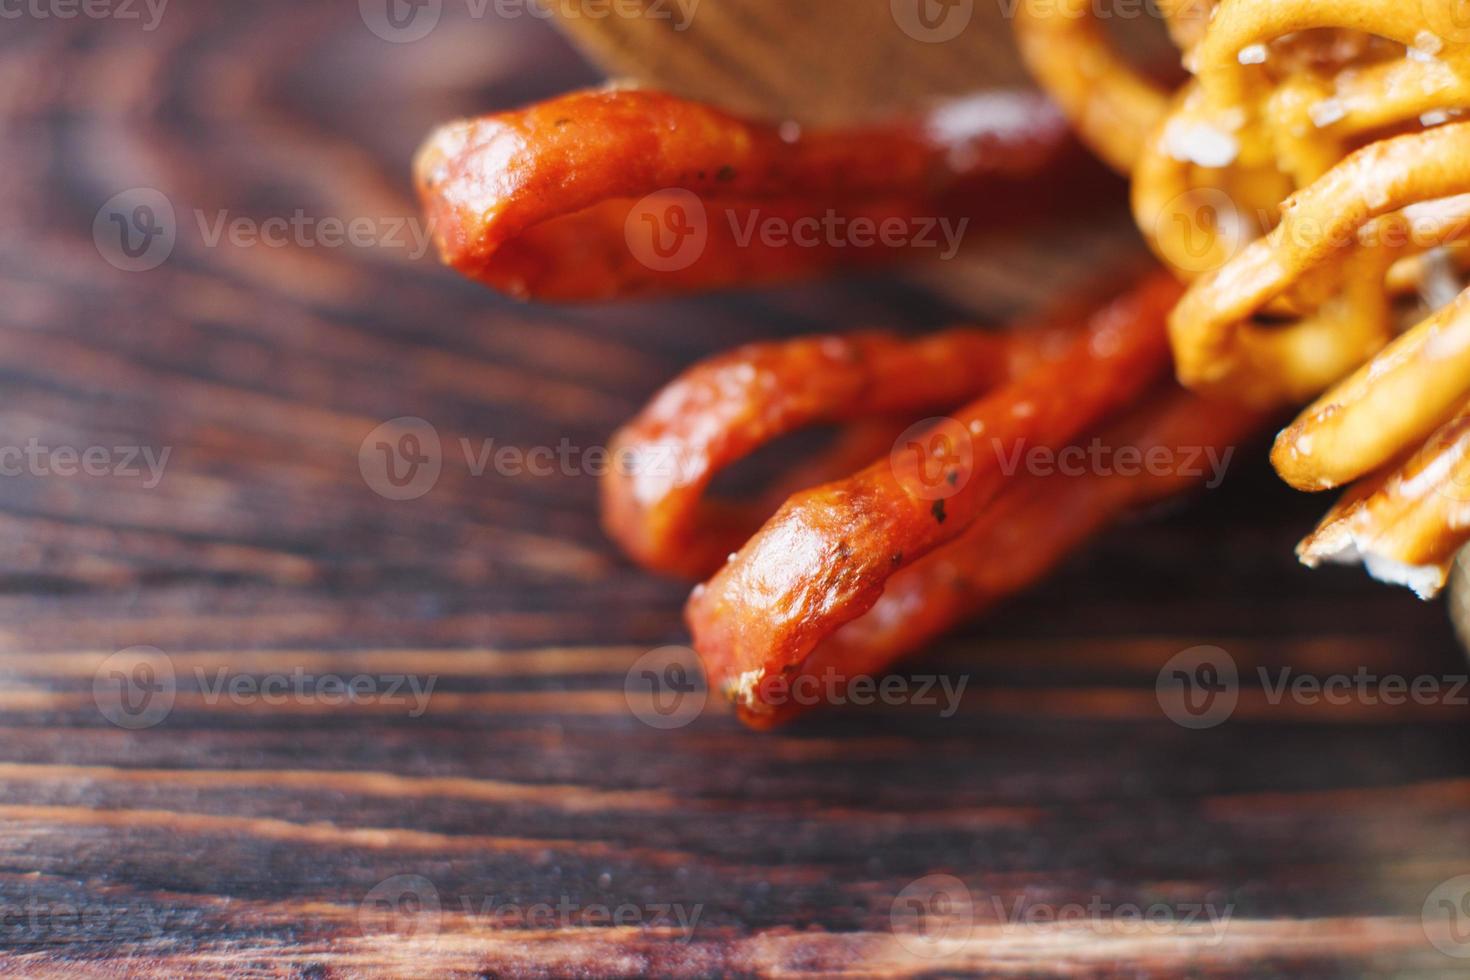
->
1018 0 1470 597
415 3 1470 723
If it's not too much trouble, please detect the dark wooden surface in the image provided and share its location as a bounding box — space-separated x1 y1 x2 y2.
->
4 2 1470 977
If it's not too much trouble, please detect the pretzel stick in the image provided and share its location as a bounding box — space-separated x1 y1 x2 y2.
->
1300 402 1470 598
1274 289 1470 491
1017 0 1470 597
1168 125 1470 400
1191 0 1470 111
1013 0 1170 174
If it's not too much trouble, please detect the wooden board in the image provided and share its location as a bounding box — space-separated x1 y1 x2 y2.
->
543 0 1175 122
2 2 1470 976
544 0 1031 122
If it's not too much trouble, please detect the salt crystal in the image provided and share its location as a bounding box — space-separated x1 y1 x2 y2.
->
1364 553 1448 599
1408 31 1442 64
1164 119 1239 166
1237 43 1268 65
1309 98 1346 127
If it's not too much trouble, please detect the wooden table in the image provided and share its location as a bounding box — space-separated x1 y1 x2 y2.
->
4 2 1470 976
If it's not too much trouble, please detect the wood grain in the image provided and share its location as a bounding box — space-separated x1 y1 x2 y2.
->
542 0 1179 120
546 0 1027 122
2 2 1470 977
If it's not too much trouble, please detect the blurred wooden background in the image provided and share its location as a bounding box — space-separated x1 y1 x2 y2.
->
1 1 1469 976
545 0 1176 120
548 0 1031 121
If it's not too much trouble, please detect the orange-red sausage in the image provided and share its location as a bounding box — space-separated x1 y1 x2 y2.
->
414 87 1108 301
602 327 1073 579
728 386 1262 728
683 275 1183 718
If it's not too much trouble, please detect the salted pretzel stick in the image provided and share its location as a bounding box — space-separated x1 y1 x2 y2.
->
601 318 1090 578
414 87 1103 301
683 275 1181 712
1273 289 1470 491
1191 0 1468 112
1169 123 1470 402
1012 0 1170 174
716 385 1264 728
1017 0 1470 599
1300 403 1470 598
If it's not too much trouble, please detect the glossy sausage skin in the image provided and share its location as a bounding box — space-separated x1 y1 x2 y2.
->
414 87 1110 301
682 275 1186 722
726 386 1264 728
602 327 1067 579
